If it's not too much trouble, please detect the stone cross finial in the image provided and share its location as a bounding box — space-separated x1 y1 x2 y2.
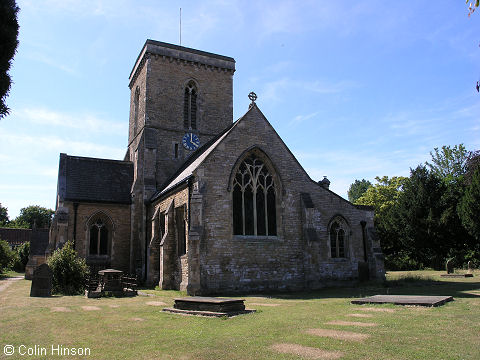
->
248 92 257 108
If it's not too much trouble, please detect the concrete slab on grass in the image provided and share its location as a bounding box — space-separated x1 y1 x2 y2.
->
351 295 453 307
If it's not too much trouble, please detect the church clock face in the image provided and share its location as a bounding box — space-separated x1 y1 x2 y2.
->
182 132 200 151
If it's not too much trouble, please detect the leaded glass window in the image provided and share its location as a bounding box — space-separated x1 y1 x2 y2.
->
89 219 108 256
233 155 277 236
329 218 348 258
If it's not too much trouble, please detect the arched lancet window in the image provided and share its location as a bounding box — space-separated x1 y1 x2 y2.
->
233 154 277 236
183 81 197 130
133 87 140 136
89 219 108 255
329 217 349 258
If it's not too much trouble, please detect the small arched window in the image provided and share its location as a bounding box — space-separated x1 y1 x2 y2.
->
233 154 276 236
89 219 108 255
329 217 349 258
183 81 197 130
133 87 140 136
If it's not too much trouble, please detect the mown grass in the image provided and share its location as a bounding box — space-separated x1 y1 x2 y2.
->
0 270 479 360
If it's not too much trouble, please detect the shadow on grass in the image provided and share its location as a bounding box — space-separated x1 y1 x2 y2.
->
228 276 480 301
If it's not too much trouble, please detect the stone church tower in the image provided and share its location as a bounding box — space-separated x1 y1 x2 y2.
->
126 40 236 278
47 39 385 293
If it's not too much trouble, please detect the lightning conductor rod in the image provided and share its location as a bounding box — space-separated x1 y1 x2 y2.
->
179 8 182 46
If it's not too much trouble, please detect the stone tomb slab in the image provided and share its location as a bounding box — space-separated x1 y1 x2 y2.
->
440 274 473 278
163 296 255 317
351 295 453 307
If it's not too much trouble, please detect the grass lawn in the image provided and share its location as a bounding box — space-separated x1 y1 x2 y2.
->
0 270 479 359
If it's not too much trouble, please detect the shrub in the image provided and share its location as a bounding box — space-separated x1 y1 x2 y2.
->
12 241 29 272
47 241 89 295
0 238 15 274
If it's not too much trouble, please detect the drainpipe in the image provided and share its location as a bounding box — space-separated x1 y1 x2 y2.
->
73 203 79 249
145 203 148 284
360 221 367 262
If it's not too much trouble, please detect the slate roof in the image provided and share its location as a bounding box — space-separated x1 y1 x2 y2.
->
58 154 133 204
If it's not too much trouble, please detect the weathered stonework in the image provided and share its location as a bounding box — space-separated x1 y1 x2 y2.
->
48 39 385 293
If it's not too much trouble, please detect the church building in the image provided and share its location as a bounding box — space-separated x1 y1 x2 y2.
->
47 40 385 295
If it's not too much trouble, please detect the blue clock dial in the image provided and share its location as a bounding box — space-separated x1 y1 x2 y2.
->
182 132 200 151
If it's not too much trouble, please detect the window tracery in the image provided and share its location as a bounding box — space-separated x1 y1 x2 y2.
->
233 154 277 236
329 217 349 258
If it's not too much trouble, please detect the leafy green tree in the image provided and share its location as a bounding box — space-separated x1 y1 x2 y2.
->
0 0 19 119
48 241 89 295
348 179 372 203
14 241 29 272
459 167 480 240
0 203 8 226
14 205 54 229
394 166 450 268
467 0 480 16
355 176 407 218
425 144 468 183
0 238 15 274
356 176 408 268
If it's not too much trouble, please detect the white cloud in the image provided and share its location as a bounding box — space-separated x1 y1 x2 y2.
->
260 78 357 103
26 51 79 75
289 111 319 126
15 107 126 136
0 132 125 160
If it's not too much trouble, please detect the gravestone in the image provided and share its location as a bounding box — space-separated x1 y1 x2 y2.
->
467 261 473 274
446 259 454 274
358 261 370 282
30 263 52 297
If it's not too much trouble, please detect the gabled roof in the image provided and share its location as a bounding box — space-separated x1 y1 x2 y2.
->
149 109 255 203
58 154 133 204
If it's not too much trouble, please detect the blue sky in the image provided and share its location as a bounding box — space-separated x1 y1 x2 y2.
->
1 0 479 218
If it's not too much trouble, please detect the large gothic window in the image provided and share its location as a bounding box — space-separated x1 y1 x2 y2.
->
183 81 197 130
233 154 277 236
329 217 349 258
89 219 109 255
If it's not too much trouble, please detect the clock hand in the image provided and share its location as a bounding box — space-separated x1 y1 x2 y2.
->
190 133 193 143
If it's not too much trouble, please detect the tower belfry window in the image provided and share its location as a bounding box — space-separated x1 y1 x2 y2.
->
184 81 197 130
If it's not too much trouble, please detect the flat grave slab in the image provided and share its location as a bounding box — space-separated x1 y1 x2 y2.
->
163 296 255 317
351 295 453 307
440 274 473 278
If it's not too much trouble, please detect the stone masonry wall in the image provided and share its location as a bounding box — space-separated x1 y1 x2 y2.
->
192 105 382 294
149 187 189 289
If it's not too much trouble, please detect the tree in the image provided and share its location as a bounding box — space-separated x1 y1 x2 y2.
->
393 166 448 268
355 176 408 268
348 179 372 203
0 238 15 274
14 205 54 229
0 203 8 226
458 167 480 240
355 176 408 218
14 241 29 272
0 0 19 119
467 0 480 16
425 144 468 183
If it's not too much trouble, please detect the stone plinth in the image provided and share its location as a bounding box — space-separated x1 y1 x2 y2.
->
163 296 254 317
